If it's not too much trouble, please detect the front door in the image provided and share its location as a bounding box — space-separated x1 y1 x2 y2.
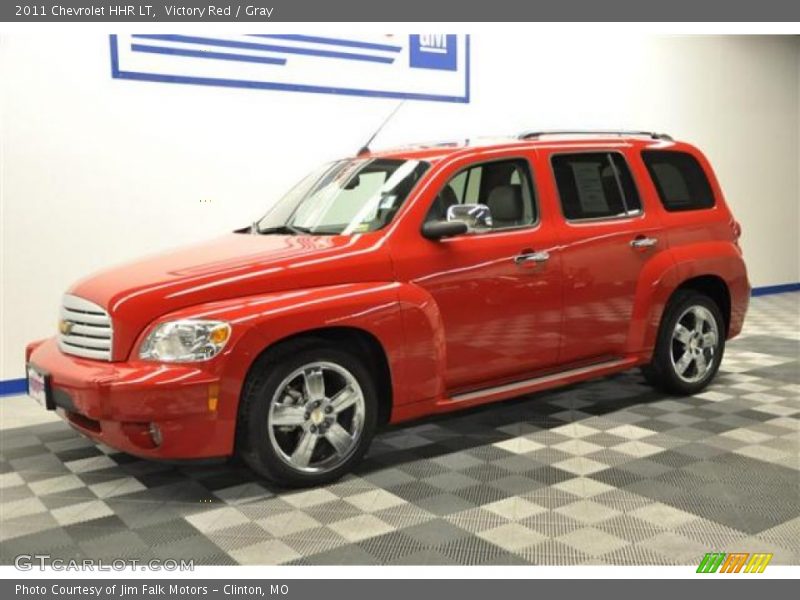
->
391 155 563 392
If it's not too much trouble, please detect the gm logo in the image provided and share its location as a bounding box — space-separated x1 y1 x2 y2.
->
410 35 457 71
696 552 773 573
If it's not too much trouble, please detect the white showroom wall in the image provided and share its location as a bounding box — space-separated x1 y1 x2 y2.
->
1 33 799 380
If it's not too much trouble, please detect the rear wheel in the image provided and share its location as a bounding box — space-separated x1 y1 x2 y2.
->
238 342 377 487
642 290 725 395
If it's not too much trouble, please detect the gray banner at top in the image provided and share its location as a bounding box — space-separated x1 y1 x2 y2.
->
3 0 800 22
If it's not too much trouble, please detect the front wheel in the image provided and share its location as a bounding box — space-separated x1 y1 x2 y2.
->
642 290 726 395
238 343 377 487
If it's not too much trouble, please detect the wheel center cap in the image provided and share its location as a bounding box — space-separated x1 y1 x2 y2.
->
310 409 325 426
690 332 704 351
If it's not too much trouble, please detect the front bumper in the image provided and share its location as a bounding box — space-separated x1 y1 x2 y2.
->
26 338 235 459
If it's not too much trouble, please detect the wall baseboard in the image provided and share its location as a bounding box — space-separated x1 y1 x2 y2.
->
1 282 797 397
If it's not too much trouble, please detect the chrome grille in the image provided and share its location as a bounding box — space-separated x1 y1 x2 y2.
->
58 294 113 361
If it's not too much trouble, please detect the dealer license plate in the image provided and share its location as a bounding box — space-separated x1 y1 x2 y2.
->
27 364 53 409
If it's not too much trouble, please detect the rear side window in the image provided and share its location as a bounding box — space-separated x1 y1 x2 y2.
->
642 150 715 211
552 153 641 221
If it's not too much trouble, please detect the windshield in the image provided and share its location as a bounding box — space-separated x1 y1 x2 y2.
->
255 158 429 236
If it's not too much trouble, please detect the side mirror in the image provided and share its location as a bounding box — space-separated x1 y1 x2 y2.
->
421 220 469 240
446 203 493 230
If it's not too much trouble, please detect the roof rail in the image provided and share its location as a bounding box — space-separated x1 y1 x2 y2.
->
518 130 673 141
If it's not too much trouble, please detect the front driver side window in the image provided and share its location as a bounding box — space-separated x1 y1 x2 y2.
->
425 159 538 230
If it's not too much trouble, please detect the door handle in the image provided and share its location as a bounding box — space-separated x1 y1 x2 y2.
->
514 250 550 264
630 236 658 249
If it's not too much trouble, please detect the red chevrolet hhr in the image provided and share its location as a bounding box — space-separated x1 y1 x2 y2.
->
27 131 749 486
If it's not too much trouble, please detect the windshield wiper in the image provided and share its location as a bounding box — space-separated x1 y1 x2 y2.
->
254 224 315 236
286 224 314 234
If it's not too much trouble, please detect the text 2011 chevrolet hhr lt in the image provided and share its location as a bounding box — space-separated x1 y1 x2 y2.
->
27 131 749 486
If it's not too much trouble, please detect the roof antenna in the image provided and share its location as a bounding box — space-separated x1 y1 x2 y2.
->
357 100 405 157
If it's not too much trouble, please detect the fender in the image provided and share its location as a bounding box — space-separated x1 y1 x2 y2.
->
632 241 749 358
667 241 750 338
136 282 449 437
394 282 447 412
626 247 680 358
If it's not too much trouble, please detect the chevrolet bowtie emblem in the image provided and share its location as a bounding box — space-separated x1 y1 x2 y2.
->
59 320 74 335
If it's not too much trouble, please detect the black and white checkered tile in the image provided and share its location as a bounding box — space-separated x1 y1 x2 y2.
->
1 293 798 566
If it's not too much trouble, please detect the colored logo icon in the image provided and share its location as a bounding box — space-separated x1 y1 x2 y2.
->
697 552 773 573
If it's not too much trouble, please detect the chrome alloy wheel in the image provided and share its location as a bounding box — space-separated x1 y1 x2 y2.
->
267 361 365 474
670 305 720 384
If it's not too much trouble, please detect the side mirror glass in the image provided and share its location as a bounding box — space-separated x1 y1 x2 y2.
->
446 203 493 230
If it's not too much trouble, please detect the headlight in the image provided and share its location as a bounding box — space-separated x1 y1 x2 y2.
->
139 320 231 362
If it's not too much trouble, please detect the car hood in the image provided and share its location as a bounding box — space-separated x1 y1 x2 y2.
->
68 233 393 358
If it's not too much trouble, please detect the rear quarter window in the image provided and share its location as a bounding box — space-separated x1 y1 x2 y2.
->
642 150 715 211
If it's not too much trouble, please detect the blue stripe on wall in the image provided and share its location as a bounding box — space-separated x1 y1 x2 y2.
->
1 282 796 397
249 34 403 53
0 378 26 397
131 34 396 64
751 282 800 297
131 44 287 66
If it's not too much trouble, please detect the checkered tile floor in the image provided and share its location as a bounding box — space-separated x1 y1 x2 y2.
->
1 293 798 566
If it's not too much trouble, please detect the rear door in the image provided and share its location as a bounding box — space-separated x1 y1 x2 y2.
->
540 148 668 364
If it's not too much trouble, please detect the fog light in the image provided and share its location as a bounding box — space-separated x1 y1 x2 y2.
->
148 423 163 447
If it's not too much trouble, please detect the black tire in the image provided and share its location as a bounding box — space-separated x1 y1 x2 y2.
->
642 290 726 396
237 340 378 487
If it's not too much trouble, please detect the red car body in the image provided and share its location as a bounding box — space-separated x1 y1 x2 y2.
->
26 134 750 461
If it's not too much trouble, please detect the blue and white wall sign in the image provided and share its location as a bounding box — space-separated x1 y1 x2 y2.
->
110 34 470 103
